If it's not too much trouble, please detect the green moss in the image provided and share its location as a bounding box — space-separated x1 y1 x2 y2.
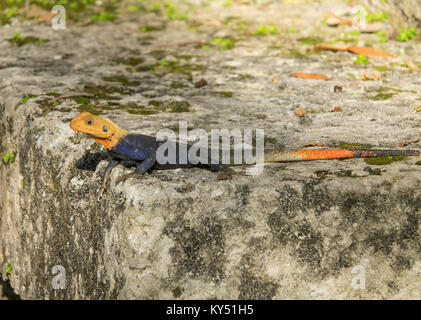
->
170 83 186 89
165 5 188 21
138 35 156 41
366 11 388 23
73 96 91 104
46 92 61 97
374 65 391 72
102 76 140 87
237 73 254 81
396 27 418 42
83 84 128 99
338 143 374 149
2 152 15 164
354 54 369 66
77 105 102 115
91 11 115 22
148 100 192 113
298 36 324 45
154 59 205 79
368 93 396 100
365 155 405 165
256 25 278 36
22 95 37 104
174 55 195 60
172 287 183 298
140 25 165 32
6 262 13 275
112 57 145 66
7 32 48 47
213 91 233 98
285 48 308 58
264 137 278 146
211 37 235 50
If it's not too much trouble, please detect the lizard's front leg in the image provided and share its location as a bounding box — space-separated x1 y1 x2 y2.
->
115 152 157 185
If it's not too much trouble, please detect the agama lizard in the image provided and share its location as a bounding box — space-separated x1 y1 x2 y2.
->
69 112 420 192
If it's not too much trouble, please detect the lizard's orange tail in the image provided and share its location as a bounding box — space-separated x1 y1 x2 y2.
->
264 149 420 162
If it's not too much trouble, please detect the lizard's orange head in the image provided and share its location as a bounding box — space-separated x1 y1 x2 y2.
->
69 112 128 149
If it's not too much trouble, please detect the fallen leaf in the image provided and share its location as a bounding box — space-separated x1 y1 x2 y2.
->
414 105 421 112
406 60 420 71
27 6 58 21
272 77 280 83
303 142 324 147
326 12 353 26
313 44 348 52
315 44 394 58
330 107 343 112
347 46 395 58
295 107 306 118
290 73 331 80
361 73 381 80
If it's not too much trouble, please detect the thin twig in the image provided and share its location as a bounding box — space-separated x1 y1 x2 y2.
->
48 93 94 104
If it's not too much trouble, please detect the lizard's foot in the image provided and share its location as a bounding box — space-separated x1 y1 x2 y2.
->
217 166 236 181
97 186 106 201
115 172 144 185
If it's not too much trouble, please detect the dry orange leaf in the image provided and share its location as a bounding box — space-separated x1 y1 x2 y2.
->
347 46 394 58
361 73 381 80
272 77 280 83
313 44 348 52
27 6 58 21
326 12 353 26
330 107 343 112
314 45 394 58
290 73 331 80
295 107 306 118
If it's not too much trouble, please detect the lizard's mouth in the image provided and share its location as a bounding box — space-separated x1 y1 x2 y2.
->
92 137 113 150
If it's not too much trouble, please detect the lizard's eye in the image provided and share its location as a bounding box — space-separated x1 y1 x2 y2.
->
87 120 93 125
103 126 108 132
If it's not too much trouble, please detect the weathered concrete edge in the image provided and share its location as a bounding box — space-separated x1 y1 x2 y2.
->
1 93 421 299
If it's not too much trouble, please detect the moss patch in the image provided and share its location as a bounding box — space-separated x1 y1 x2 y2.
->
368 93 396 101
7 32 48 47
298 36 324 45
365 155 405 165
102 76 140 87
213 91 233 98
